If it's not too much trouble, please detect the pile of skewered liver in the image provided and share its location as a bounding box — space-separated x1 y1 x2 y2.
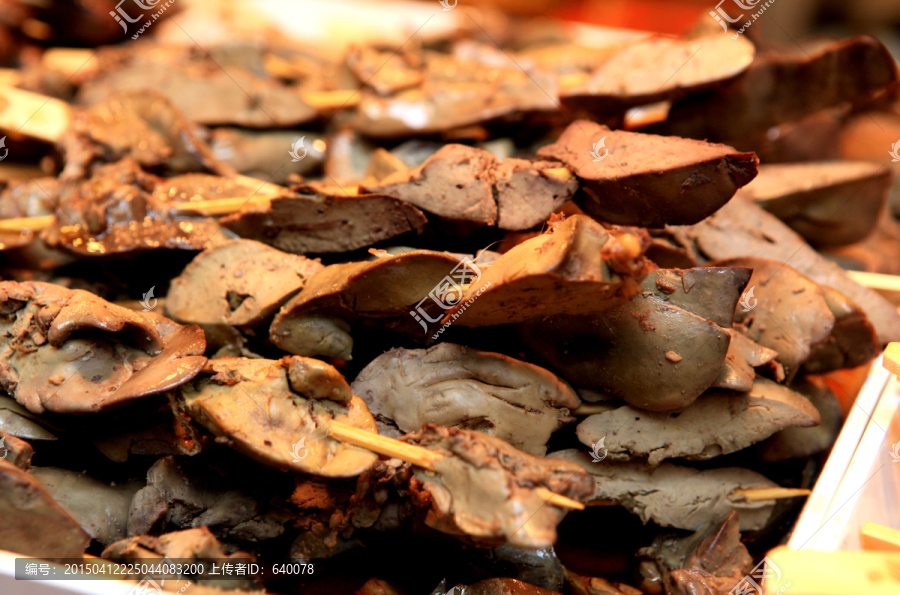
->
1 6 899 595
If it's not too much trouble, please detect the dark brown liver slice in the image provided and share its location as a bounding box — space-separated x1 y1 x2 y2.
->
561 34 755 113
653 36 899 147
688 197 900 344
738 161 892 247
537 120 758 227
220 187 427 254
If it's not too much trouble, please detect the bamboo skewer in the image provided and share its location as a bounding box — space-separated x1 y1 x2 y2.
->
883 342 900 377
732 487 810 502
327 420 585 511
586 487 810 507
572 403 617 416
0 85 72 143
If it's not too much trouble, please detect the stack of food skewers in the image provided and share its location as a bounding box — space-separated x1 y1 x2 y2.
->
1 2 899 594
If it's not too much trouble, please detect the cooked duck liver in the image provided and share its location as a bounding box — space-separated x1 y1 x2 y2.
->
0 281 207 414
178 357 378 478
220 186 427 254
165 240 323 349
32 466 143 546
561 34 755 112
0 459 91 559
352 343 580 455
270 250 474 359
553 449 777 531
576 379 821 465
520 266 749 412
739 161 892 247
447 215 651 327
406 424 593 549
687 197 900 344
536 120 758 227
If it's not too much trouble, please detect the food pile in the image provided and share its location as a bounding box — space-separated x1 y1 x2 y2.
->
1 2 899 594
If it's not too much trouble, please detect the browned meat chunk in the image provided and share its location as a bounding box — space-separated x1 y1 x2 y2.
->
521 267 749 412
353 51 558 137
712 329 781 392
536 120 758 227
0 281 206 415
59 92 234 181
755 377 844 462
576 379 821 465
721 257 836 382
31 466 143 546
717 257 879 379
405 424 593 549
637 512 752 595
40 159 229 257
657 36 899 148
0 459 91 559
0 430 33 469
165 240 323 350
365 144 497 225
102 527 263 592
127 455 289 542
553 449 778 531
686 197 900 344
561 34 755 112
220 185 427 254
804 284 881 374
178 357 378 477
270 250 477 359
739 161 892 247
78 46 317 128
364 145 578 229
352 343 580 455
447 215 651 327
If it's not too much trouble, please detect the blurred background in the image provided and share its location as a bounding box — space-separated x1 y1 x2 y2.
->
2 0 900 58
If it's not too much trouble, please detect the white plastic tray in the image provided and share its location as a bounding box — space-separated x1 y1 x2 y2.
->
789 353 900 551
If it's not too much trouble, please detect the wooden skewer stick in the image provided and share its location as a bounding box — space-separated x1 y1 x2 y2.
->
327 420 444 471
572 403 617 416
0 85 72 143
42 48 98 76
327 420 585 510
0 215 54 233
884 342 900 377
0 68 21 88
731 487 811 502
301 90 361 110
586 487 810 507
